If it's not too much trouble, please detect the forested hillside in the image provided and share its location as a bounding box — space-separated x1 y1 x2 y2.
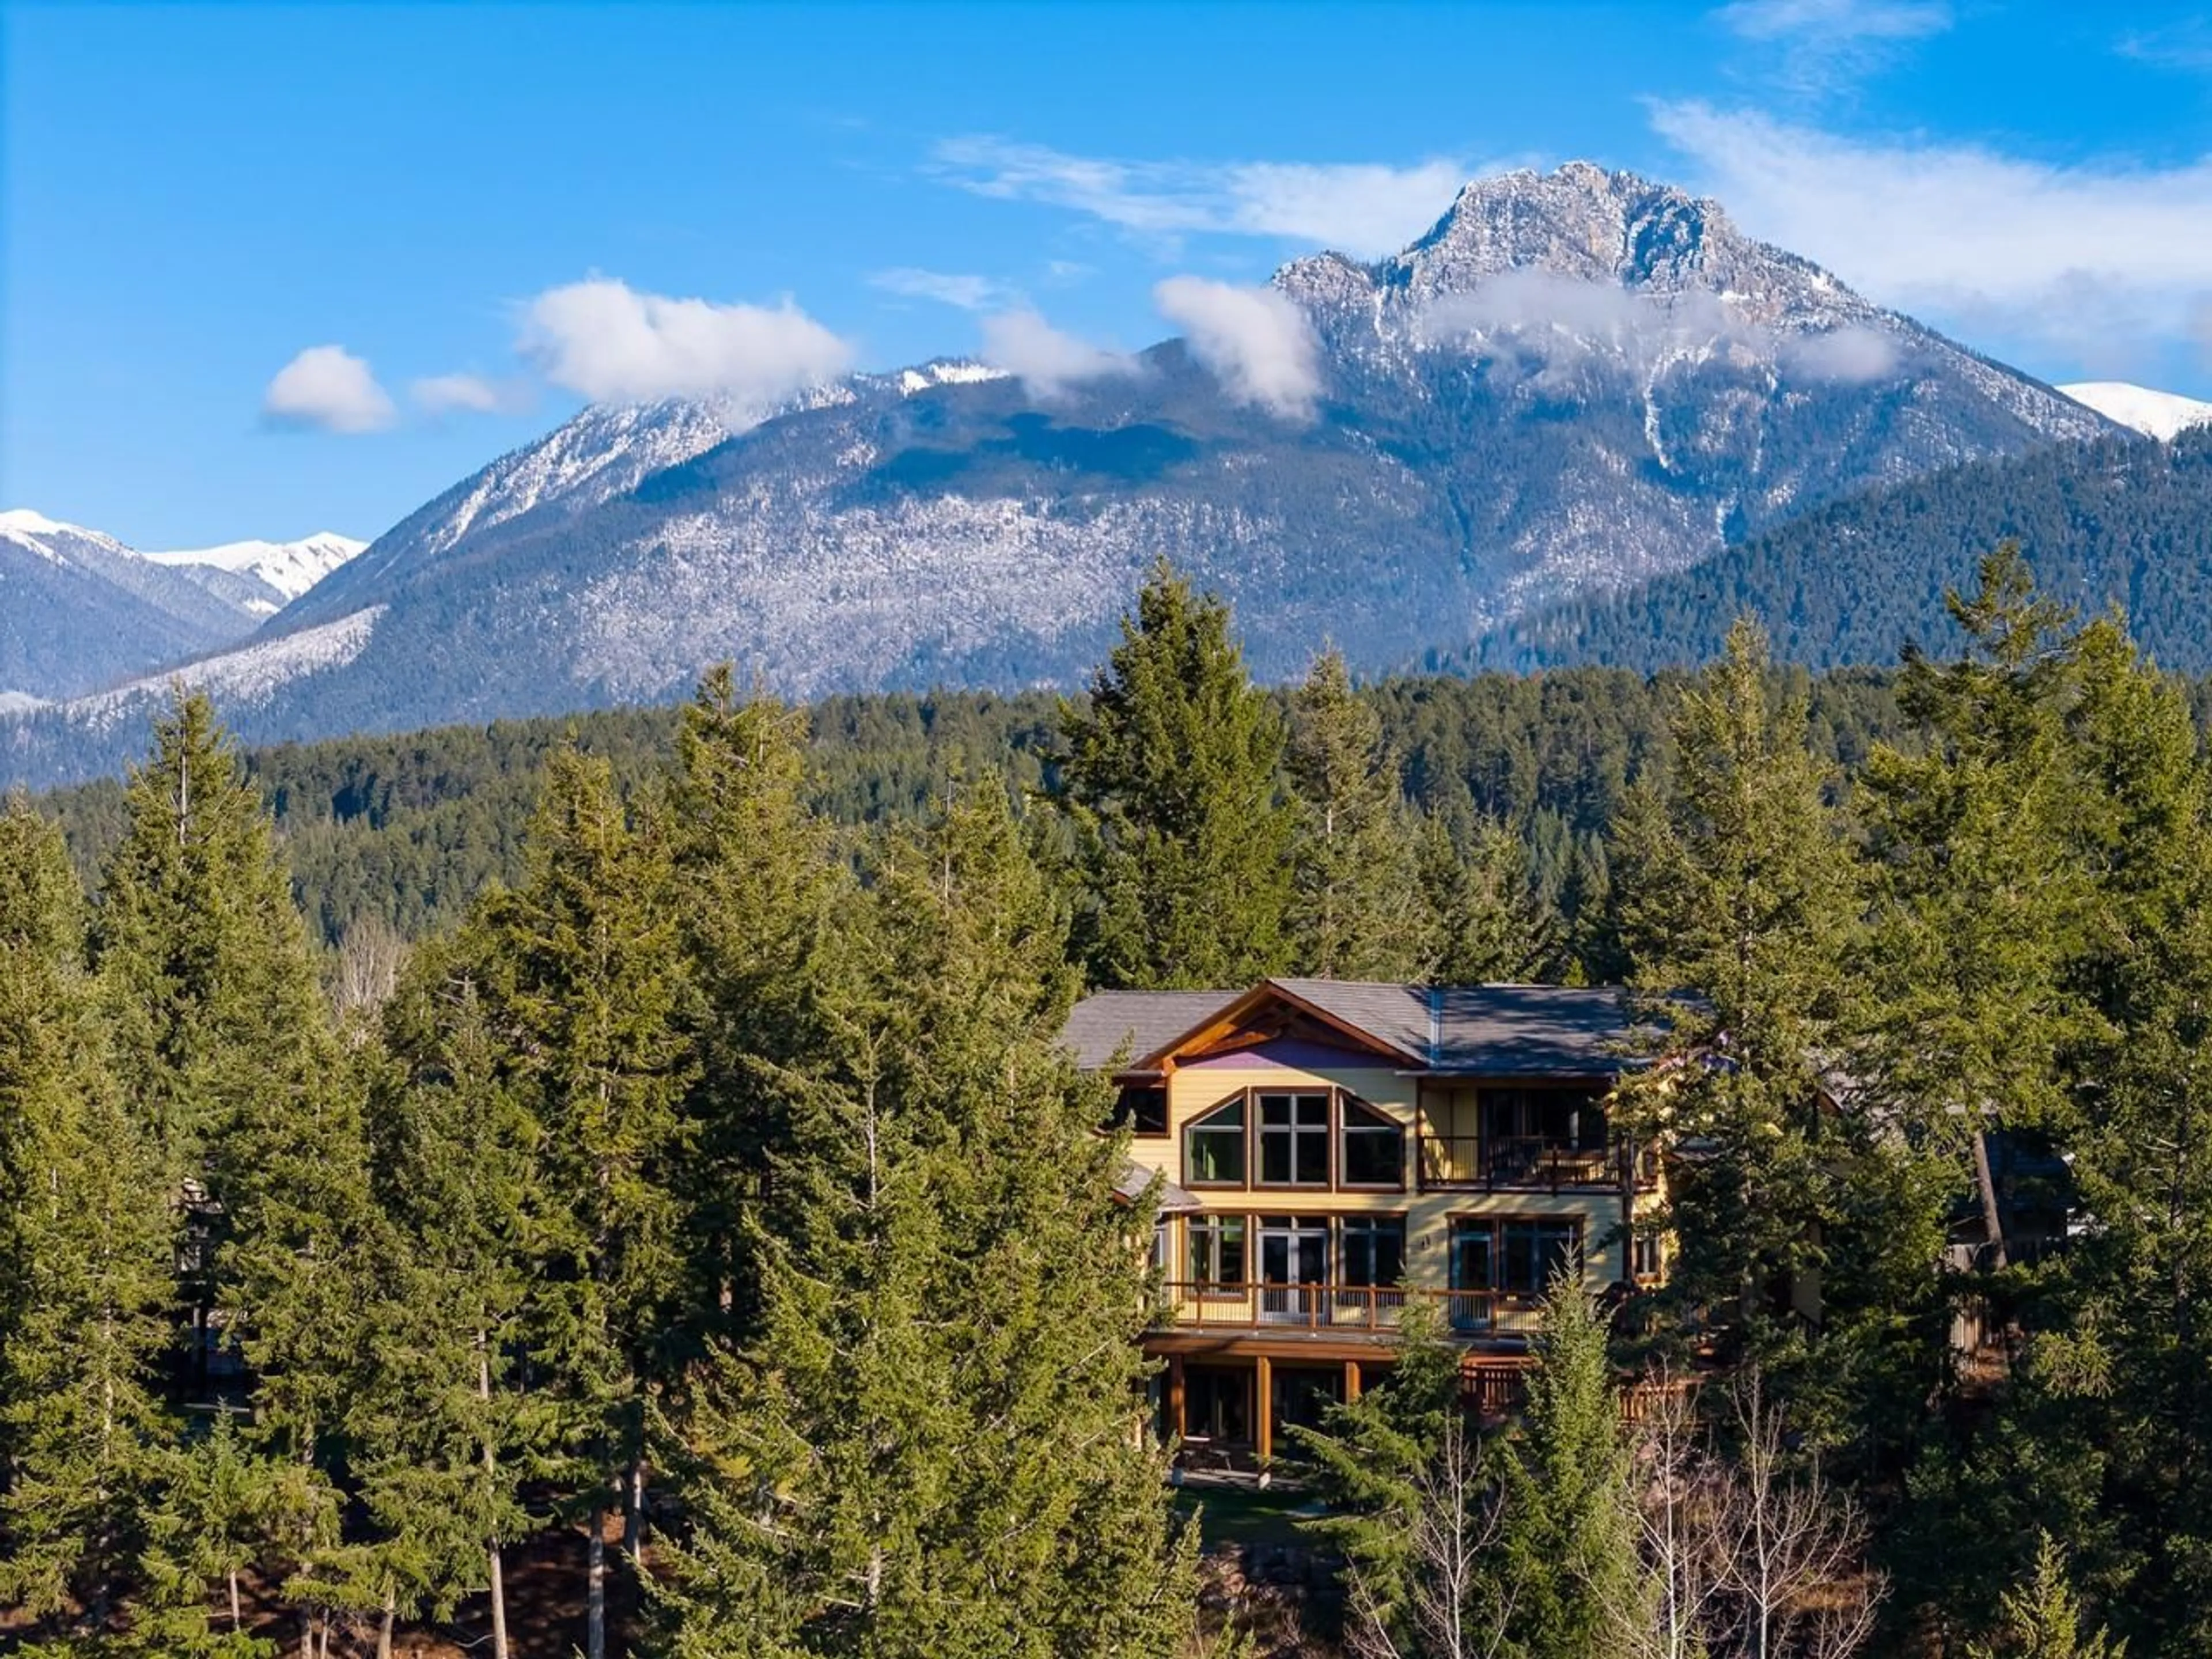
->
7 555 2212 1655
33 670 1914 957
1478 426 2212 671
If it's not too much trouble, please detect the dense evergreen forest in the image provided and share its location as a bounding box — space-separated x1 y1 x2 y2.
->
5 552 2212 1656
1476 425 2212 675
33 666 1923 973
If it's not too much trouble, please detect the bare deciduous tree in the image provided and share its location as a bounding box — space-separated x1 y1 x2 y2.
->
1617 1370 1883 1659
1345 1415 1515 1659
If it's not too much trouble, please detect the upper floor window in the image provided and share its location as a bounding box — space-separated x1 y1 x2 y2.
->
1340 1098 1404 1187
1112 1085 1169 1136
1257 1092 1330 1185
1185 1095 1246 1185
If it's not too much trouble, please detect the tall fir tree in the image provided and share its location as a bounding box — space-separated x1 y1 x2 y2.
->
351 944 550 1659
474 747 692 1659
0 801 180 1645
662 668 847 1347
1054 560 1294 990
1285 648 1428 980
1854 550 2097 1269
654 778 1198 1658
1497 1274 1642 1659
1611 619 1878 1393
1418 805 1562 984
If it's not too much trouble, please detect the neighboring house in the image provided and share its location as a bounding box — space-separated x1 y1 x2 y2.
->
1066 978 1660 1463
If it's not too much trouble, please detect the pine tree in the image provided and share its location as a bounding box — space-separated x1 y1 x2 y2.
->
475 747 691 1659
94 691 328 1185
1291 1302 1484 1651
1611 619 1868 1379
662 668 847 1348
1054 560 1294 989
654 778 1199 1657
348 946 547 1659
1498 1274 1642 1659
1967 1534 2125 1659
1286 648 1427 980
1855 551 2096 1268
0 803 179 1641
1418 806 1560 984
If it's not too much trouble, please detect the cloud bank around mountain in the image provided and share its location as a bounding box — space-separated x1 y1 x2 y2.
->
1154 276 1320 418
979 310 1135 397
1653 101 2212 375
262 346 397 434
517 279 854 411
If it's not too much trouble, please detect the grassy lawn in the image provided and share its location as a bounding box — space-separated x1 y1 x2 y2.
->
1173 1481 1330 1550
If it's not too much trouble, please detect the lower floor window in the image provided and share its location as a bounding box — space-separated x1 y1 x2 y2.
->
1340 1215 1407 1286
1188 1215 1247 1289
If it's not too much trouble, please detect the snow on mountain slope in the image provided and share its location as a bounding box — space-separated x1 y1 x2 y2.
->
2 169 2141 785
0 510 366 697
1 509 271 698
2058 382 2212 441
145 532 367 604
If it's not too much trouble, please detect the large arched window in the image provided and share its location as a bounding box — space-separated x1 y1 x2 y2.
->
1184 1094 1247 1186
1339 1097 1405 1188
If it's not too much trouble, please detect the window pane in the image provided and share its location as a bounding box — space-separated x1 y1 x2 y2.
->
1260 1130 1291 1184
1186 1096 1246 1184
1259 1093 1291 1126
1449 1222 1493 1292
1343 1218 1406 1286
1115 1086 1168 1135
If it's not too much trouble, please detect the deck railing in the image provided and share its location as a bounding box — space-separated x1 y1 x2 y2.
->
1155 1280 1548 1338
1416 1134 1629 1192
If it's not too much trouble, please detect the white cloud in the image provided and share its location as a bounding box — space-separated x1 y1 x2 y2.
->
517 278 854 409
262 346 396 434
1713 0 1951 93
1652 102 2212 373
931 138 1472 259
1416 272 1902 384
410 372 533 416
870 267 1012 311
1154 276 1321 418
978 310 1136 397
1782 324 1900 382
1715 0 1950 42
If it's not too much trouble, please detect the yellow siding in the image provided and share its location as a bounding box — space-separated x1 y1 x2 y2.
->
1125 1056 1633 1297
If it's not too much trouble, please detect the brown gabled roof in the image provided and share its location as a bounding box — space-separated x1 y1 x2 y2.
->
1062 979 1638 1078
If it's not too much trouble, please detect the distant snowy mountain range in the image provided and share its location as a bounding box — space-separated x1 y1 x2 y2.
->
2056 382 2212 442
0 510 363 703
12 161 2210 788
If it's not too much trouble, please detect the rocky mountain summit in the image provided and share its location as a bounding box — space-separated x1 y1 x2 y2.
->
5 165 2119 786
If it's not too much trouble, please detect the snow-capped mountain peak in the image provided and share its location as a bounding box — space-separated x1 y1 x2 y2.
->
2057 382 2212 442
143 531 368 601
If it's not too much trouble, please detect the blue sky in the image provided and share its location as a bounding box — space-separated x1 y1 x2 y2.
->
6 0 2211 548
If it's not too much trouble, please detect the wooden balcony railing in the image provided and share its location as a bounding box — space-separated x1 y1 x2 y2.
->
1154 1281 1549 1339
1417 1134 1631 1192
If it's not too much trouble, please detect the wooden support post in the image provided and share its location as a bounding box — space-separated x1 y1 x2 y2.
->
1166 1355 1187 1443
1255 1355 1273 1464
1344 1359 1362 1404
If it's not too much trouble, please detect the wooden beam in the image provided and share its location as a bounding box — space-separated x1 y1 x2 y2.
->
1344 1359 1362 1404
1255 1354 1273 1464
1167 1355 1187 1444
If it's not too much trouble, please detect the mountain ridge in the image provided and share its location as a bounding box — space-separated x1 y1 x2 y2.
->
2 163 2130 785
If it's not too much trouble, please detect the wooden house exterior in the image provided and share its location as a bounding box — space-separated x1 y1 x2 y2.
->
1066 978 1659 1464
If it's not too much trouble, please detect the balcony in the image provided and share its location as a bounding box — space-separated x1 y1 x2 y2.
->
1418 1132 1627 1192
1153 1280 1548 1340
